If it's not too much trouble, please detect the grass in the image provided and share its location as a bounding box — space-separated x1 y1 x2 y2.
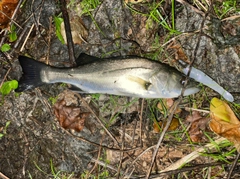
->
0 121 11 139
192 0 240 19
201 133 237 164
126 0 180 35
213 0 240 19
30 160 74 179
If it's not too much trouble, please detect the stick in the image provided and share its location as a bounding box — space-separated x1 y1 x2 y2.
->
59 0 76 66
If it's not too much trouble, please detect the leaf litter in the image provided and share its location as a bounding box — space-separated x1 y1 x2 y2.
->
0 0 240 178
210 98 240 152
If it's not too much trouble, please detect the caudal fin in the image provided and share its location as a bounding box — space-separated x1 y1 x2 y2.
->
16 56 46 92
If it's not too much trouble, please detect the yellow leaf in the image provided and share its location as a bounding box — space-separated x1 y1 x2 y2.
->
210 97 238 123
209 97 240 152
153 118 179 133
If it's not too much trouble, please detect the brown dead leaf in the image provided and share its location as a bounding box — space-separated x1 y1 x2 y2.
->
52 90 91 132
0 0 18 28
61 15 88 45
153 118 179 133
53 99 90 132
157 98 182 115
186 111 209 143
168 42 189 63
209 97 240 152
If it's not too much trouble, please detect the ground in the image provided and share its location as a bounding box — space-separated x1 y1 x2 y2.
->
0 0 240 178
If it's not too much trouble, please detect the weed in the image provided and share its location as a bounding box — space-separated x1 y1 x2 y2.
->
81 157 110 179
201 132 236 163
0 80 18 105
54 16 65 44
0 121 11 139
33 159 74 179
79 0 105 36
126 0 180 35
49 96 58 105
8 24 17 42
0 43 11 52
80 0 101 15
213 0 240 19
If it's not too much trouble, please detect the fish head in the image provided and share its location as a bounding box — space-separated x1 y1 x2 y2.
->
150 70 200 98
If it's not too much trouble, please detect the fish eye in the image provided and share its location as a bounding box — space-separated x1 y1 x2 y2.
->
145 82 151 90
180 77 187 85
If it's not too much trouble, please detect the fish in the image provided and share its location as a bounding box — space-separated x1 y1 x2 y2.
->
16 53 200 98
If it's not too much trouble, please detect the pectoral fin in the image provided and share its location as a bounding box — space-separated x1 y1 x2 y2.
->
127 75 151 90
68 85 85 93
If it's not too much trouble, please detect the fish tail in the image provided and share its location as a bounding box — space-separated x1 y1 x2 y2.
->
16 56 47 92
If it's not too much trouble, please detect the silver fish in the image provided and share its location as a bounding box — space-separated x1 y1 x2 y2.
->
16 53 200 98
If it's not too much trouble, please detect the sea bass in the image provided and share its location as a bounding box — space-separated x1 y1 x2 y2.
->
16 53 200 98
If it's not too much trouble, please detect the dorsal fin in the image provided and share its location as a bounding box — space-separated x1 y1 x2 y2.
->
75 53 101 66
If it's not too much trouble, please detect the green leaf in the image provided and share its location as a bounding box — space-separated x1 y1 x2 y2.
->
0 80 18 96
9 31 17 42
5 121 11 128
10 24 16 31
1 44 11 52
54 16 65 44
9 24 17 42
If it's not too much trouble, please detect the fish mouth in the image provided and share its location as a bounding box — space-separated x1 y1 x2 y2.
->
183 87 200 96
182 79 200 96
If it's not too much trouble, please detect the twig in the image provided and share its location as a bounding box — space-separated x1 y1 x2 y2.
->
130 145 157 167
158 137 227 175
0 172 9 179
31 0 48 46
75 94 119 145
227 152 240 179
116 122 125 178
59 0 76 66
46 16 53 65
176 0 206 17
64 129 139 152
90 158 118 172
12 21 32 52
138 161 227 179
86 135 104 178
20 24 35 52
145 4 210 178
0 68 11 89
145 98 182 178
184 107 210 113
139 98 144 147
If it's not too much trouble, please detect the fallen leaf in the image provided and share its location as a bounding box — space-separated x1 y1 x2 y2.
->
61 15 88 45
157 98 182 115
153 118 179 133
53 90 91 132
0 0 18 29
186 111 209 143
168 42 189 63
209 97 240 152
